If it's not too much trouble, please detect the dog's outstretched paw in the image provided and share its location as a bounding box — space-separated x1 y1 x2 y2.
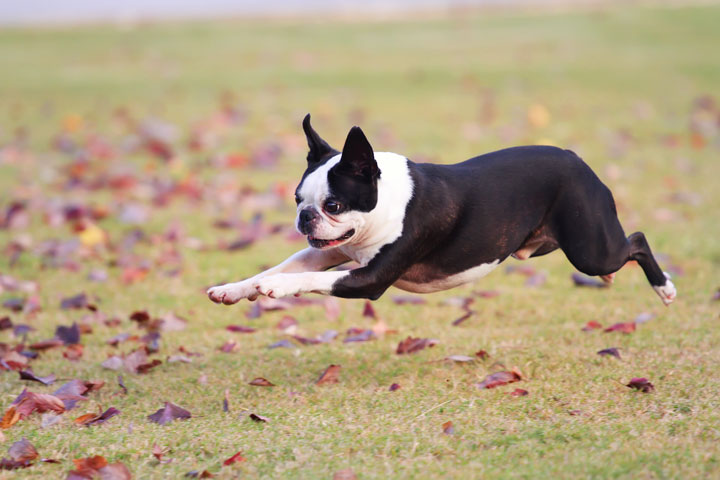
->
255 275 297 299
207 281 256 305
653 272 677 306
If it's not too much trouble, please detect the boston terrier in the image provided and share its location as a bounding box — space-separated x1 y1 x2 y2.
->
207 114 676 306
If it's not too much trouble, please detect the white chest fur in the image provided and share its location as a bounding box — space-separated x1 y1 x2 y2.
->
339 152 414 265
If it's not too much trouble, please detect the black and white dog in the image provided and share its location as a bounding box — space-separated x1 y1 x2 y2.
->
207 115 676 306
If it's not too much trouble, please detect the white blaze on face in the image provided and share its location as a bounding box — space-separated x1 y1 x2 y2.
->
296 155 358 241
295 152 414 262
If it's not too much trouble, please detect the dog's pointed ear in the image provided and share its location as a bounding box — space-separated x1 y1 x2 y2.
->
303 114 337 164
336 126 380 180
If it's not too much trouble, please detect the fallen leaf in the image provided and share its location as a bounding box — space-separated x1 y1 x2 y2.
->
223 451 246 466
74 407 120 426
267 339 293 349
597 347 621 359
219 341 238 353
275 315 297 332
60 292 93 310
626 377 654 393
362 301 377 319
476 370 522 389
63 344 84 361
184 470 214 478
19 370 56 385
582 320 603 331
292 335 322 345
396 337 438 354
8 437 38 463
391 295 426 305
442 420 454 435
344 329 375 343
509 388 529 397
226 325 256 333
445 355 475 363
248 377 275 387
604 322 636 334
148 402 191 425
249 413 269 423
315 364 341 385
55 322 81 345
451 311 474 326
475 350 490 360
571 273 607 288
389 383 401 391
152 444 171 463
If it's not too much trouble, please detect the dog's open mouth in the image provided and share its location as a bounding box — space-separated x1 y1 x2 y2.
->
308 229 355 249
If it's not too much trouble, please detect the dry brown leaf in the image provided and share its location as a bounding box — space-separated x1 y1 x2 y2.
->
315 365 341 385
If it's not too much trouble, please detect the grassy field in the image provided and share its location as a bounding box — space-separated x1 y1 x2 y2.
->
1 3 719 478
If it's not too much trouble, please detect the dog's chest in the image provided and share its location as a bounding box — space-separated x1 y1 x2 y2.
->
393 260 500 293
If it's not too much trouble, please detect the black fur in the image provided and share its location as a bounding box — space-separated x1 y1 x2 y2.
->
327 145 667 300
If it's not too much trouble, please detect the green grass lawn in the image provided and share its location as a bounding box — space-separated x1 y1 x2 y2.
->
0 4 719 478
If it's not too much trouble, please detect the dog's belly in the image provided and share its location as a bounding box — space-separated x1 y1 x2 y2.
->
393 260 500 293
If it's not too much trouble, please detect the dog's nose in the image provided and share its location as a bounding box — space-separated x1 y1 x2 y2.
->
298 208 320 234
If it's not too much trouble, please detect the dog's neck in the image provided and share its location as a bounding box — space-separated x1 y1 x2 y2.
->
339 152 414 265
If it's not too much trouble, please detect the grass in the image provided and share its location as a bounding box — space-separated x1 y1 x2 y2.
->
1 3 719 478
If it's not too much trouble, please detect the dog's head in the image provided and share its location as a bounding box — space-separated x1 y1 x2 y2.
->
294 114 381 250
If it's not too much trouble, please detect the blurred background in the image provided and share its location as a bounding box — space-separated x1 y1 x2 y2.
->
0 1 719 477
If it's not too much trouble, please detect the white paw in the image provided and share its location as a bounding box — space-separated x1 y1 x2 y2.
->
255 274 298 299
653 272 677 306
207 281 258 305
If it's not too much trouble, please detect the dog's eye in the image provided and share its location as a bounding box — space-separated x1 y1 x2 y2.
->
294 194 301 205
323 201 342 214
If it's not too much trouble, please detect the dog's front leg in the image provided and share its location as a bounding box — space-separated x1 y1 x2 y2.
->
255 252 407 300
207 248 349 305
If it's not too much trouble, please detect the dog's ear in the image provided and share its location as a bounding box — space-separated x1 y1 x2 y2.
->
303 114 337 165
336 126 380 181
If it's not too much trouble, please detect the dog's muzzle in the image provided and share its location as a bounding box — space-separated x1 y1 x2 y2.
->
298 207 320 235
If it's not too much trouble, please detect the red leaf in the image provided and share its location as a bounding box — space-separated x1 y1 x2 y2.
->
219 341 238 353
604 322 636 334
476 370 522 389
226 325 256 333
74 407 120 426
147 402 191 425
362 301 377 319
475 350 490 360
582 320 603 331
223 451 246 466
509 388 529 397
315 365 341 385
389 383 401 391
626 377 654 393
396 337 438 354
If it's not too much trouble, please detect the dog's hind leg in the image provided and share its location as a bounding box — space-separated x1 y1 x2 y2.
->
549 170 676 305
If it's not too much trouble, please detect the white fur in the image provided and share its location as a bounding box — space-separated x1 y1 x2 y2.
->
255 271 349 298
394 260 500 293
296 152 414 261
207 247 349 304
653 272 677 306
339 152 414 265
